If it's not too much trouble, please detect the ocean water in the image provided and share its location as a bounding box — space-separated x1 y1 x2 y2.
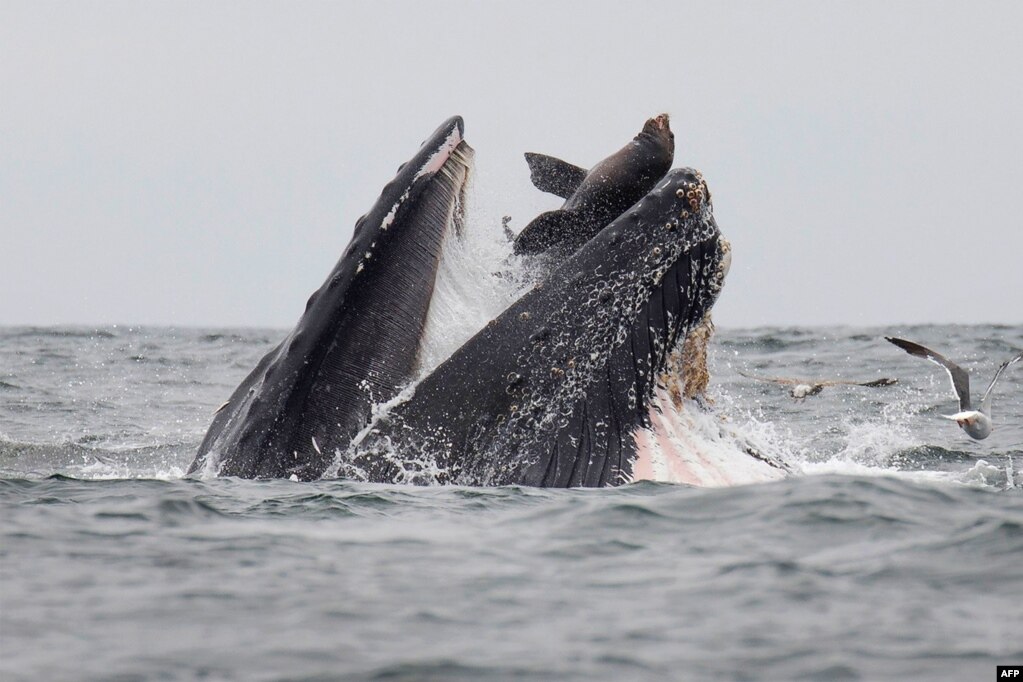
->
2 323 1021 681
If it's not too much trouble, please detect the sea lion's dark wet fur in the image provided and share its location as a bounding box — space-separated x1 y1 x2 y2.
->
513 114 674 257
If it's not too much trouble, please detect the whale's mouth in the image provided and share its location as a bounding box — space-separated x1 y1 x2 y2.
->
417 124 466 177
380 129 473 238
424 140 473 239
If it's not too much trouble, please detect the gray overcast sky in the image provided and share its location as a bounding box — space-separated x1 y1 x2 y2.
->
2 1 1020 328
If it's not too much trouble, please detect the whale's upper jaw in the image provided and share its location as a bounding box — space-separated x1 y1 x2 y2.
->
190 116 474 480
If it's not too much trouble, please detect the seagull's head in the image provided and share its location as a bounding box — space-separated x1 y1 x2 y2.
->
790 384 823 399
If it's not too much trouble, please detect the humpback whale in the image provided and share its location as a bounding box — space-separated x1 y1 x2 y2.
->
513 114 674 257
189 117 473 480
190 116 781 487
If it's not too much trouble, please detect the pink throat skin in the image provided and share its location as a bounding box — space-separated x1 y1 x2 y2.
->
631 387 786 487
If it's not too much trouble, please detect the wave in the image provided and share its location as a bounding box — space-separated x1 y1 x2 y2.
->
0 436 192 481
0 326 119 340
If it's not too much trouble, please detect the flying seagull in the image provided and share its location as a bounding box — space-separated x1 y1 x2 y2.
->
885 336 1023 440
738 370 897 399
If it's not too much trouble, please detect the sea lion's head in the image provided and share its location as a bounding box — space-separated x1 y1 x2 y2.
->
640 113 674 155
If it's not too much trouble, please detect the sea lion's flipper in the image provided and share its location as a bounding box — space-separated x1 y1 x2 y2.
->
513 209 588 255
524 153 588 199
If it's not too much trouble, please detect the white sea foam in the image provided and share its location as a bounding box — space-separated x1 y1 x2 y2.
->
75 457 187 481
632 390 791 487
325 380 420 480
706 374 1020 490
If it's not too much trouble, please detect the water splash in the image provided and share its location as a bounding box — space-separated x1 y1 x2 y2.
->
708 349 1021 491
417 184 531 377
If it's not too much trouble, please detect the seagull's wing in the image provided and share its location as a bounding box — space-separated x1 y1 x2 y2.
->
857 377 899 387
815 377 899 388
737 370 802 386
979 350 1023 416
885 337 971 411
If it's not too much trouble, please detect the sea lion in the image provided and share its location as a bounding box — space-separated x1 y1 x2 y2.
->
513 113 674 257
